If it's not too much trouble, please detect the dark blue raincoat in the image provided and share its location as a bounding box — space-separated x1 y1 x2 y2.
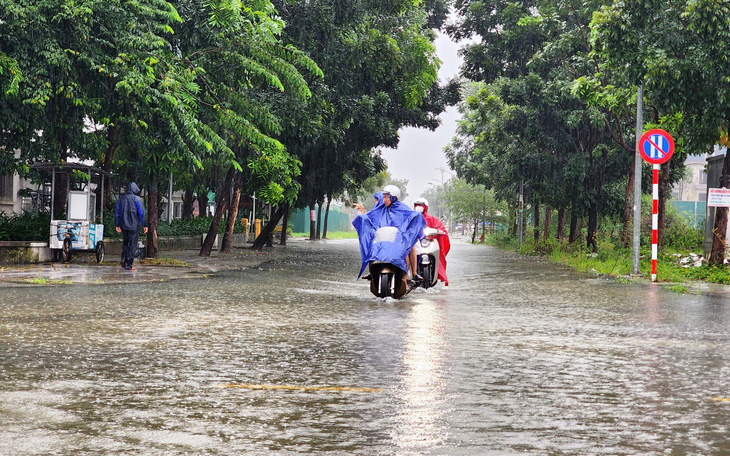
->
352 192 426 277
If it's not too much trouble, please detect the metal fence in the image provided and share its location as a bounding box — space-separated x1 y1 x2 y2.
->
668 200 705 228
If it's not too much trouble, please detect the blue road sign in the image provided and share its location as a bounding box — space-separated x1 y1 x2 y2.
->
639 129 674 165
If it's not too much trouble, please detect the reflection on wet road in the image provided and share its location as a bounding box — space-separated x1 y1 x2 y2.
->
1 239 729 454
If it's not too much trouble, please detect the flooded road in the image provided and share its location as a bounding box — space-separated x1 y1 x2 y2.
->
1 239 729 455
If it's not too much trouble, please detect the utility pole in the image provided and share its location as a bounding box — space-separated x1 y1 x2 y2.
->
632 82 644 275
436 167 452 223
167 171 173 224
251 192 256 236
518 178 524 249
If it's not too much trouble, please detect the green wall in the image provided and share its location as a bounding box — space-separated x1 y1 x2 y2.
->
291 207 354 233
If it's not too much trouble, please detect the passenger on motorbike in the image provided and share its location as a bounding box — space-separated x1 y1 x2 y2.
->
352 185 425 282
413 197 450 286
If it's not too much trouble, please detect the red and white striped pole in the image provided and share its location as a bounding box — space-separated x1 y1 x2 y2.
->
651 164 659 282
639 129 674 282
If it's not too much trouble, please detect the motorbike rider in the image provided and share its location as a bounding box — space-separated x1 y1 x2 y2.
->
352 185 425 282
413 197 450 286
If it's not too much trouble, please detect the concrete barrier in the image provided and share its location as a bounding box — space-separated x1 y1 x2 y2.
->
0 241 54 264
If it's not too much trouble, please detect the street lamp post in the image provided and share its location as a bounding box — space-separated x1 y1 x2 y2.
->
436 167 453 225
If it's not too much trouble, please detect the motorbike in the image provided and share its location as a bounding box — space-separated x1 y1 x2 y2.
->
363 226 443 298
364 226 412 299
414 227 442 289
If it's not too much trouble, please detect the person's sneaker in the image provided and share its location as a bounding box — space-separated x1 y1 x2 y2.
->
414 274 424 282
121 262 125 268
130 266 137 271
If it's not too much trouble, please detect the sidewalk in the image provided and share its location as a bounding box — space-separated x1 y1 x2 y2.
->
0 242 297 287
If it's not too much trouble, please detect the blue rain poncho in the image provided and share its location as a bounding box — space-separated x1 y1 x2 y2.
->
352 192 426 277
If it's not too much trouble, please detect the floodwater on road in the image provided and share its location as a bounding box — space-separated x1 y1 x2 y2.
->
0 238 728 455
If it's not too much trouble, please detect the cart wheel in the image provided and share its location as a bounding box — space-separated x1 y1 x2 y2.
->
61 238 72 263
95 241 105 264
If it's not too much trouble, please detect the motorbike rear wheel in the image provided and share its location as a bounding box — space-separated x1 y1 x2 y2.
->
378 273 391 297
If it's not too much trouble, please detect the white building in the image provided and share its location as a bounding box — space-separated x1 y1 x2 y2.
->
0 170 33 215
671 153 709 202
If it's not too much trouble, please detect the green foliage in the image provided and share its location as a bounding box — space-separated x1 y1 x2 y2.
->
667 284 690 294
22 278 73 285
0 52 21 95
684 265 730 285
271 0 455 209
0 0 319 226
100 213 246 239
0 211 51 242
446 178 506 223
483 206 716 284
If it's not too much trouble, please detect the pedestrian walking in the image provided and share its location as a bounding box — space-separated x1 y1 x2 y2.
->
115 182 148 271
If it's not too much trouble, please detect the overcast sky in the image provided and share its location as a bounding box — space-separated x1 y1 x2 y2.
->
380 30 464 204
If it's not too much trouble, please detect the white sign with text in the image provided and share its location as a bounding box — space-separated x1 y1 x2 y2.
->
707 188 730 207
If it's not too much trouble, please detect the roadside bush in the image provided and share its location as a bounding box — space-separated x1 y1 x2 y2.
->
640 195 703 251
0 211 51 241
532 239 554 255
0 211 247 242
683 264 730 284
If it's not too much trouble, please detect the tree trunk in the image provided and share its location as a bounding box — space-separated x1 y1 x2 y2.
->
101 125 118 214
658 161 671 248
200 168 233 257
568 212 578 244
587 204 599 253
533 202 540 243
471 217 478 243
556 208 566 241
620 152 637 248
511 204 518 237
53 138 68 218
543 206 551 241
182 188 195 219
279 204 290 246
220 174 243 253
315 200 323 240
146 181 159 258
197 189 209 218
709 153 730 265
322 198 331 239
309 203 316 240
710 207 729 265
252 205 285 250
156 188 164 220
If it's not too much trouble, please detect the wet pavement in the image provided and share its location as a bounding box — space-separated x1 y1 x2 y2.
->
0 246 290 286
0 238 729 455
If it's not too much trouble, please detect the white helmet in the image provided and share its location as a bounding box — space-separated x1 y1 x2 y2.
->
413 197 428 208
382 185 401 201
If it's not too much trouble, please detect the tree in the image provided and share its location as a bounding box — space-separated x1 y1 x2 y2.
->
267 0 459 244
446 178 502 243
591 0 730 264
0 0 182 218
446 0 637 252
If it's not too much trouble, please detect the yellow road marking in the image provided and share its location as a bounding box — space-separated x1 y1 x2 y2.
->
216 383 382 393
710 397 730 402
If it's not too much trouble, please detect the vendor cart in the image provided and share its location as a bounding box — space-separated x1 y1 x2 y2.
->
33 163 111 263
